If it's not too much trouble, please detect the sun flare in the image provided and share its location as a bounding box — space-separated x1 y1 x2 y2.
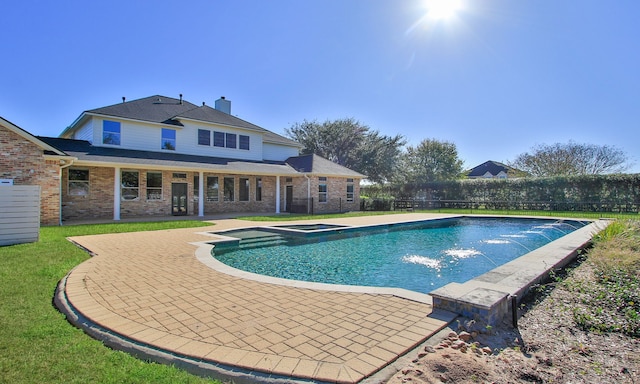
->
424 0 463 20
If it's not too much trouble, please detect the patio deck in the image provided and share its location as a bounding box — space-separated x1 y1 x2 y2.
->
55 213 458 383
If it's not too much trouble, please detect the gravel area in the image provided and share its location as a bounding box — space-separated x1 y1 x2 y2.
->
386 259 640 384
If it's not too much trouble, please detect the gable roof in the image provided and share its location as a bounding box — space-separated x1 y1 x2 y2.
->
61 95 302 147
467 160 514 177
285 154 366 178
0 116 68 157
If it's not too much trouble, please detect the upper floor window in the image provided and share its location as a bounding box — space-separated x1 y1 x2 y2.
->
225 133 237 148
146 172 163 200
102 120 121 145
239 135 250 150
121 171 139 200
198 129 210 146
213 131 225 147
68 169 89 196
318 177 327 203
162 128 176 150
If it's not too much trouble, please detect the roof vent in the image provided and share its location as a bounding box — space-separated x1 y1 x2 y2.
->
179 94 183 105
122 96 126 103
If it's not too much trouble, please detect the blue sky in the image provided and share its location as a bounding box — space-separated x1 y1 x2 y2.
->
2 0 638 172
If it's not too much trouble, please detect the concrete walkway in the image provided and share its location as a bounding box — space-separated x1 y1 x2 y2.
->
55 213 458 383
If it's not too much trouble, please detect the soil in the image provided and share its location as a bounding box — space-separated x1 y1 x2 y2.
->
385 261 640 384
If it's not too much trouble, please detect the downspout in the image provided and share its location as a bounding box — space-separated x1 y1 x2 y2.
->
58 158 76 226
303 173 311 214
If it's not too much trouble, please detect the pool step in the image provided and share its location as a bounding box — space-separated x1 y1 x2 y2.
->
239 237 288 249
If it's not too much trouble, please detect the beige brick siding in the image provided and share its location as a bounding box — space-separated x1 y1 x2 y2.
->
281 176 361 214
62 166 114 221
62 168 283 220
0 126 61 225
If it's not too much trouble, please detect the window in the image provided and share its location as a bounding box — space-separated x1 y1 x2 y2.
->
239 135 250 150
161 128 176 150
255 177 262 201
121 171 139 200
223 177 234 201
102 120 121 145
68 169 89 196
172 172 187 179
318 177 327 203
239 178 249 201
194 175 200 203
213 131 225 147
206 176 219 202
225 133 237 148
146 172 162 200
198 129 210 146
346 178 354 202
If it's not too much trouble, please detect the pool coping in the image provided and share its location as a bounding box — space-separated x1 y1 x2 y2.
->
430 218 612 325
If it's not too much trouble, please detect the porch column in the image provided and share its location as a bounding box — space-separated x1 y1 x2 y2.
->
275 176 281 214
198 171 204 217
113 166 121 221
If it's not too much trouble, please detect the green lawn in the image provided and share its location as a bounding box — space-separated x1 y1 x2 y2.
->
240 209 637 221
0 221 217 384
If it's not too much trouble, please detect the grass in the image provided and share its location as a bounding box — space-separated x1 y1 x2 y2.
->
567 219 640 337
240 208 637 222
0 220 217 384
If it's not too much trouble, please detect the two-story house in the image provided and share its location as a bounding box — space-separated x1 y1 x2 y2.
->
3 94 364 224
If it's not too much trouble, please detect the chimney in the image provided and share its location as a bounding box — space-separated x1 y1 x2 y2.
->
215 96 231 114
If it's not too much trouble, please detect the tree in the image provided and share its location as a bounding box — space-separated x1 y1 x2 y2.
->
285 118 405 183
509 142 631 177
399 138 465 184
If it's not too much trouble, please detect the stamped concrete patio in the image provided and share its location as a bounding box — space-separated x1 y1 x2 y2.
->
55 213 459 383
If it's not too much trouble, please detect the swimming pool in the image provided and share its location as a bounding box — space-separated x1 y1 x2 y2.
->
212 217 588 294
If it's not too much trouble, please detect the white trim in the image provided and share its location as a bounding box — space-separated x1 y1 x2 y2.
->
198 171 204 217
275 176 280 214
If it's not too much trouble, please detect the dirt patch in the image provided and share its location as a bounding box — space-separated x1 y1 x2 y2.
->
386 261 639 384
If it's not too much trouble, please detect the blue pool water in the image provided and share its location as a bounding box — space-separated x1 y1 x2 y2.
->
212 217 588 294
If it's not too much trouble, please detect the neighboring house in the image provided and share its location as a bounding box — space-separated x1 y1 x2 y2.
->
2 95 364 225
467 160 520 179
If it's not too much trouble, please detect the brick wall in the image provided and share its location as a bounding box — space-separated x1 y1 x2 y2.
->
0 126 62 225
283 176 361 214
62 168 281 220
62 166 114 221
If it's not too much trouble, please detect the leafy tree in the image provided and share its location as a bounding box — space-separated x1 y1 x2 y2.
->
399 138 465 184
509 142 631 177
285 118 405 183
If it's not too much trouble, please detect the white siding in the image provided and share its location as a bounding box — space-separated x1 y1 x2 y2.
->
263 143 300 161
95 118 274 161
73 120 93 142
0 186 40 246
